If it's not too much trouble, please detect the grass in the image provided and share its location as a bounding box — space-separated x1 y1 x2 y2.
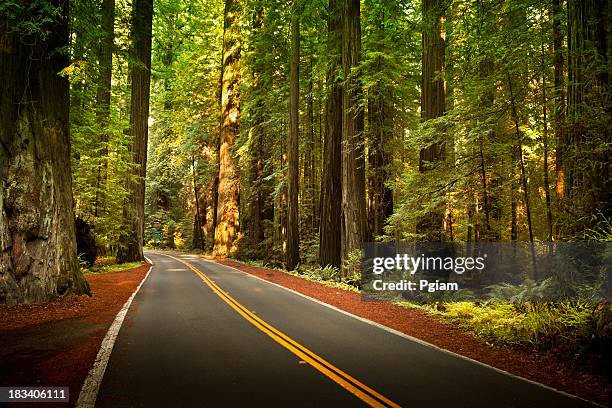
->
85 257 143 274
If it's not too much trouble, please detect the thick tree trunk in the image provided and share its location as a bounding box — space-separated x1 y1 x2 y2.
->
213 0 242 257
0 2 90 303
341 0 366 272
117 0 153 263
418 0 446 241
566 0 610 230
319 0 343 268
286 0 300 271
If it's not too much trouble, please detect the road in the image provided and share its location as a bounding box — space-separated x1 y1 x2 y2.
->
95 251 594 407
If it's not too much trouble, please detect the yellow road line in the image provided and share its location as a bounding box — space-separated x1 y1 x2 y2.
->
163 254 401 408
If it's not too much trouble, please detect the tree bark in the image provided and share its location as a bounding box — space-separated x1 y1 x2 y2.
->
117 0 153 262
303 57 316 238
367 87 393 240
248 3 266 249
341 0 366 272
286 0 300 271
192 156 205 249
319 0 343 268
213 0 242 257
566 0 610 230
418 0 446 241
541 45 554 241
0 1 90 303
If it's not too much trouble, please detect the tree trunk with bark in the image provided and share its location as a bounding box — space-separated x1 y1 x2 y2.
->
367 86 393 240
213 0 242 257
117 0 153 262
341 0 366 271
566 0 610 231
418 0 446 241
319 0 343 268
0 2 90 303
286 0 300 271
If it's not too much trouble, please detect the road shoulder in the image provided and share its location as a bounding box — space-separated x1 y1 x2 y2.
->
0 263 150 408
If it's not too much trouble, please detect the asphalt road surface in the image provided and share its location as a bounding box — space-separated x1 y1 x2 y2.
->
95 251 595 407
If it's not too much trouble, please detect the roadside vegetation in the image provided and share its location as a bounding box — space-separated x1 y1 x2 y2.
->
81 257 144 275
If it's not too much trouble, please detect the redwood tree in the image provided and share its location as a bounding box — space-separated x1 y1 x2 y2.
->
0 0 90 303
341 0 366 268
213 0 242 257
319 0 343 268
286 0 300 271
117 0 154 262
417 0 446 241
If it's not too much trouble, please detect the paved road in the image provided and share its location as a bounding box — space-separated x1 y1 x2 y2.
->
96 251 594 407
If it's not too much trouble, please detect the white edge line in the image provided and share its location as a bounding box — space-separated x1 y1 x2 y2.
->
196 256 601 408
75 257 154 408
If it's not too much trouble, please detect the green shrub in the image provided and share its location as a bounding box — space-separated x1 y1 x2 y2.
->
424 300 597 355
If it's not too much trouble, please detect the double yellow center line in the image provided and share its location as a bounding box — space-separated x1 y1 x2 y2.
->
163 254 401 408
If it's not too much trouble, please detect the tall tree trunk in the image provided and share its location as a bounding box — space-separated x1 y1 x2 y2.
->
93 0 115 224
341 0 366 272
192 156 205 249
418 0 446 241
248 3 265 249
0 2 90 303
286 0 300 271
566 0 610 230
507 74 535 244
117 0 153 262
303 57 316 238
319 0 343 268
213 0 242 257
552 0 566 222
477 56 501 241
541 44 554 241
210 54 223 252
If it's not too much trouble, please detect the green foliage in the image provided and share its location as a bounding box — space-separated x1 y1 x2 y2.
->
425 301 596 355
87 261 144 274
1 0 63 39
294 264 359 292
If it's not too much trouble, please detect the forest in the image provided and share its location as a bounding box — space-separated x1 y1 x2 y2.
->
0 0 610 303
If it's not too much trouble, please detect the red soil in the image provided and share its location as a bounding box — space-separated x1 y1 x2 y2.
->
0 263 149 408
214 258 611 407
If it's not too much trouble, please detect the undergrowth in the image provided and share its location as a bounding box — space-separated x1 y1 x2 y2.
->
85 257 143 274
397 298 610 374
231 258 360 293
